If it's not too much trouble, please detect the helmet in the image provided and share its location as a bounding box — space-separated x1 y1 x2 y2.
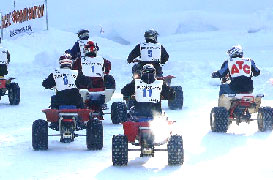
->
227 45 243 58
78 29 89 40
83 41 97 57
59 53 73 69
141 64 156 84
144 29 159 43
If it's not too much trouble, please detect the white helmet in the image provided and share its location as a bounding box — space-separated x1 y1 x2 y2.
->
227 45 243 58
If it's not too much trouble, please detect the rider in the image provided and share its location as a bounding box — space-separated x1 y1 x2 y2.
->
66 29 99 67
212 45 261 110
0 41 10 78
212 45 260 96
121 64 175 117
42 53 88 109
127 29 169 77
78 41 115 115
73 40 114 88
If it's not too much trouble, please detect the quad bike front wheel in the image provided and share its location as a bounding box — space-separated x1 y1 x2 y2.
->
167 135 184 165
210 107 229 132
32 119 48 150
112 135 128 166
168 86 183 110
257 107 273 132
8 83 20 105
86 119 103 150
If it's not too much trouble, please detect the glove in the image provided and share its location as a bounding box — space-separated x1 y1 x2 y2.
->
211 71 220 78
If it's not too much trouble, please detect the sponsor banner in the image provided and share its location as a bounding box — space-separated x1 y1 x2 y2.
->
0 1 47 39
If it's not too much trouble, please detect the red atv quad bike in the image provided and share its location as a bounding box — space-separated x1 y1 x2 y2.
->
110 62 183 125
32 105 103 150
79 75 116 121
112 111 184 166
0 77 20 105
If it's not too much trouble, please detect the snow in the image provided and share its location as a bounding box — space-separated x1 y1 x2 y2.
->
0 0 273 180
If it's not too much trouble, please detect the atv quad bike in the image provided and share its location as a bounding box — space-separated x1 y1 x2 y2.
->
0 77 20 105
32 105 103 150
210 75 273 132
112 109 184 166
130 60 183 110
79 74 115 120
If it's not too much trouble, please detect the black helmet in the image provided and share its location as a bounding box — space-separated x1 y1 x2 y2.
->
144 29 159 43
141 64 156 84
78 29 89 40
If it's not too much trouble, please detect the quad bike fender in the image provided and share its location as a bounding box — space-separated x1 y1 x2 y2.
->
157 75 175 86
123 121 149 142
218 94 263 113
105 89 115 103
42 109 93 122
80 89 105 103
79 89 89 102
0 79 6 89
0 78 15 89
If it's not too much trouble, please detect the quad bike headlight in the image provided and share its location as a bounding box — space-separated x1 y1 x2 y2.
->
149 115 171 144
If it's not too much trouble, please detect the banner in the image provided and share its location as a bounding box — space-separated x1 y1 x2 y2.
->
0 1 47 40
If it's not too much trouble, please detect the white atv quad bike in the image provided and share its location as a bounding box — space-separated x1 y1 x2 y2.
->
210 76 273 132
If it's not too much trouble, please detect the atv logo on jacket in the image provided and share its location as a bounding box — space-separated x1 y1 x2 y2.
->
135 79 163 103
140 42 161 62
53 68 78 91
228 58 251 78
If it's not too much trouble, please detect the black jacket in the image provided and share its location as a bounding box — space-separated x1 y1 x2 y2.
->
121 79 174 116
127 43 169 65
42 72 91 108
121 79 174 99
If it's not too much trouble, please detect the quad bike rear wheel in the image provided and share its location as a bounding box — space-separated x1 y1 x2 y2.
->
210 107 229 132
112 135 128 166
86 119 103 150
167 135 184 165
32 119 48 150
168 86 183 110
8 83 20 105
257 107 273 132
111 102 127 124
